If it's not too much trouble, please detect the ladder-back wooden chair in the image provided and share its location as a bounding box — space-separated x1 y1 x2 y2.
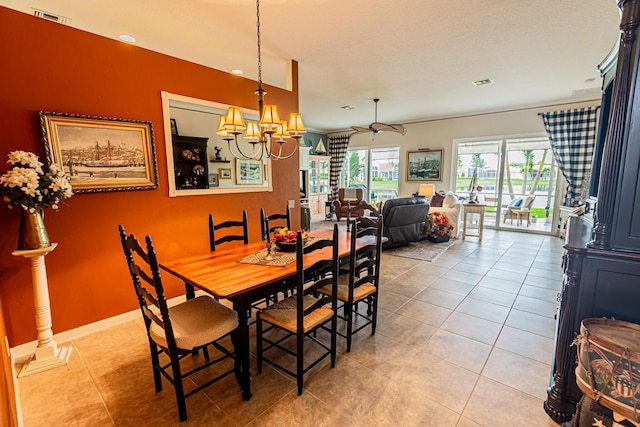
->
256 225 339 395
319 215 382 351
118 224 239 422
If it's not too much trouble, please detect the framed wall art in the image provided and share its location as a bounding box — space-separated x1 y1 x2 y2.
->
40 112 158 193
407 149 443 181
235 159 263 185
219 168 232 179
209 173 220 187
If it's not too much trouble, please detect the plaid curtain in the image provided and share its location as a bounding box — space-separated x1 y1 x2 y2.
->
328 134 350 200
540 107 599 206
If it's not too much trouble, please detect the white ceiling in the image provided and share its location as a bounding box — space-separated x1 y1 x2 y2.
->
3 0 621 133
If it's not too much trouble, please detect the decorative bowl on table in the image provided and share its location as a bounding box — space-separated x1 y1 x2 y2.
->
273 228 308 251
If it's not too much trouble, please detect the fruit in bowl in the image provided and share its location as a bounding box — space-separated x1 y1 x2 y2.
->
274 227 308 251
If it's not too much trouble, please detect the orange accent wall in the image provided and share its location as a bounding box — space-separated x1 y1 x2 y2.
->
0 7 301 346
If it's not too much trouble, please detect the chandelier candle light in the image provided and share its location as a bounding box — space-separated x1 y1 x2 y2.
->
217 0 305 161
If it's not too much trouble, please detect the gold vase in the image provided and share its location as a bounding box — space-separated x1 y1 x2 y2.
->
17 209 50 250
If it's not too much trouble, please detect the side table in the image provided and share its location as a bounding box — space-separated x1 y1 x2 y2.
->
12 243 72 376
462 203 486 241
513 208 530 226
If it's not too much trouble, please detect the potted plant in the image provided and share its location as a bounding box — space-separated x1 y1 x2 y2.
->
425 211 455 243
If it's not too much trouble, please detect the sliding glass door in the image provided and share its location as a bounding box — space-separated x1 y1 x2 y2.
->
454 137 559 234
456 141 502 227
501 138 557 232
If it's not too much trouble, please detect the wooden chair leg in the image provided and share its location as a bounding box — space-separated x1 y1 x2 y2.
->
149 342 163 392
371 294 378 335
168 353 187 422
331 314 337 367
297 330 304 395
346 300 354 352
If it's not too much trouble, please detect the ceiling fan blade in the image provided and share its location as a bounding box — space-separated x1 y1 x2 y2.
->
371 122 406 135
350 126 370 135
389 124 407 135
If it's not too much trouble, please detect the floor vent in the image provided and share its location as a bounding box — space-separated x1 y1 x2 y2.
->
32 9 71 25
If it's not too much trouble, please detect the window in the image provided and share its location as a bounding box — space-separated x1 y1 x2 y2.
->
341 147 399 203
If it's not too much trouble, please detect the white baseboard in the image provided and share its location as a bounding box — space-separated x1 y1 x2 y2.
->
10 290 209 363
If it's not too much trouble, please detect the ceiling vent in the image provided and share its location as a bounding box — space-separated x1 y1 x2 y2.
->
472 79 493 87
32 9 71 25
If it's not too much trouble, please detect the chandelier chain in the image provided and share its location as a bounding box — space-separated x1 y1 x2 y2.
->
221 0 303 161
256 0 262 90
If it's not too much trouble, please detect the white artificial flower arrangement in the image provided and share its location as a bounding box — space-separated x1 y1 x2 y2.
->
0 150 73 212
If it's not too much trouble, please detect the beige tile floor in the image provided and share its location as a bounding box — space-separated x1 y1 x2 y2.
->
17 229 567 426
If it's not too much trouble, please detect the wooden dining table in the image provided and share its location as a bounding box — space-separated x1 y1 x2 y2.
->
159 227 376 400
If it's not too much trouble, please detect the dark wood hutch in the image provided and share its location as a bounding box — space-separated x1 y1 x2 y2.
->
544 0 640 423
172 135 209 190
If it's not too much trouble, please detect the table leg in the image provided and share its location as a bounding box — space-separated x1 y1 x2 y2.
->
231 293 252 400
479 211 484 241
184 282 195 300
462 212 468 239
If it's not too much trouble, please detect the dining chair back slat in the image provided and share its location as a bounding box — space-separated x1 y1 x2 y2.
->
260 206 291 239
209 210 249 251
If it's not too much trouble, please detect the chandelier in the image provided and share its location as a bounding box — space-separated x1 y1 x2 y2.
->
217 0 305 161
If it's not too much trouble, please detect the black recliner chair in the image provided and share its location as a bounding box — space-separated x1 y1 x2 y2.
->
380 197 429 247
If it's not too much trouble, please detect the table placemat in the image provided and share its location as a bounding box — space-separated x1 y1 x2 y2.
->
237 249 296 267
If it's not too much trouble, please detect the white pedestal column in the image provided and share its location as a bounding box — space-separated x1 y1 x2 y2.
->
12 243 72 376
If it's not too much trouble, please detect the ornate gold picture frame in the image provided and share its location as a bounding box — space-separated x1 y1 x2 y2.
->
40 112 158 193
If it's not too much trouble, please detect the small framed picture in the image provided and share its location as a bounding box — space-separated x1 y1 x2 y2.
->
170 118 179 136
209 173 219 187
219 168 232 179
236 159 263 185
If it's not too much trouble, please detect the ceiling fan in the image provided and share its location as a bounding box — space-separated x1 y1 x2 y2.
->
351 98 407 136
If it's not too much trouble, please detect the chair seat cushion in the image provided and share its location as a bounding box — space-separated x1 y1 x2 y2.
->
150 296 238 351
259 295 333 333
318 282 376 302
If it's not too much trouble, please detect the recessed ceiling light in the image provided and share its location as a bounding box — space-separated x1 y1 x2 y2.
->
118 34 136 43
341 106 355 110
231 69 243 75
472 79 493 86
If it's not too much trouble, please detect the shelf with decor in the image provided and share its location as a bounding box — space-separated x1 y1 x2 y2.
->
172 135 209 190
307 155 331 215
